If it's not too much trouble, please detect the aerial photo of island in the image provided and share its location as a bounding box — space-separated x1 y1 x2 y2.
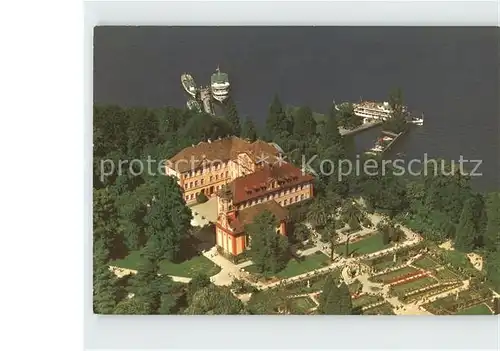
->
92 26 500 315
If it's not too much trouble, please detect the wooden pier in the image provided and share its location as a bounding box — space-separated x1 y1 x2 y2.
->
339 120 383 136
200 87 214 115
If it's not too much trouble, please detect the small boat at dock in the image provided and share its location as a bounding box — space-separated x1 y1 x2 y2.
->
186 99 202 112
181 73 198 97
408 112 424 126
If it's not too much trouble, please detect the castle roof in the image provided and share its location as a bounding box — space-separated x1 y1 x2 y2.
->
168 136 280 174
229 163 314 205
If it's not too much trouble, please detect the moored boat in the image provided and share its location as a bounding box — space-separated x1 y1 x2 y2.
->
181 73 198 97
409 114 424 126
187 99 202 112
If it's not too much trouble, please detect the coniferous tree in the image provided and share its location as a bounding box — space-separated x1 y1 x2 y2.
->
292 106 317 139
318 103 344 150
241 117 258 141
225 98 241 136
266 94 290 138
337 282 353 315
318 275 341 314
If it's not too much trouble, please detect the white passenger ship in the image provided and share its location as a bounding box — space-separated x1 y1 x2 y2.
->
211 66 230 103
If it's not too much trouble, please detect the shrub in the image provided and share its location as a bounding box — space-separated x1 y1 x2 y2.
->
196 192 208 203
362 217 373 228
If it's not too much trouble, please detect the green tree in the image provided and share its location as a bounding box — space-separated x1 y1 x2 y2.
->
318 103 344 150
246 211 289 274
266 94 291 138
318 274 341 314
126 107 160 158
184 285 243 315
187 273 211 303
115 182 155 251
291 223 311 243
485 252 500 291
383 88 408 134
307 197 332 229
241 117 258 141
225 98 241 136
341 199 364 231
337 103 362 129
484 192 500 252
130 248 178 314
292 106 317 139
93 188 122 259
113 298 149 314
337 281 353 315
144 175 192 261
93 264 118 314
454 198 477 252
93 239 118 314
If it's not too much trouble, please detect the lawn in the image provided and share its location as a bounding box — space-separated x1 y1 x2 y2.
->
400 282 461 304
370 266 420 284
440 249 475 271
335 232 391 256
390 276 438 296
456 303 493 315
110 250 221 278
363 302 395 315
413 256 440 270
246 251 331 279
352 294 384 308
433 267 460 282
289 296 316 313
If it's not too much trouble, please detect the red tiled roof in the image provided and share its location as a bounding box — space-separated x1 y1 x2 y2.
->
228 200 289 234
230 163 314 205
167 136 281 173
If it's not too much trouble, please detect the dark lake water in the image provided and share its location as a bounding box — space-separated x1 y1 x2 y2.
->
93 26 499 191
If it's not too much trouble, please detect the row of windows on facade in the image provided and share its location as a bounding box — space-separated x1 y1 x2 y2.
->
183 161 229 179
185 184 226 201
237 184 310 208
184 171 229 189
219 186 309 212
237 192 307 209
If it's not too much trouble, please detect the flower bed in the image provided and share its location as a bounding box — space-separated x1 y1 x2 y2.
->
399 281 462 304
369 266 420 284
388 270 428 285
412 255 440 270
422 287 493 315
389 276 438 297
363 302 395 315
352 294 384 308
432 267 460 283
280 268 342 295
455 303 493 315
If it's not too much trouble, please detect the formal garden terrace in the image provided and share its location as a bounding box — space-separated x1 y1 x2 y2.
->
233 233 498 315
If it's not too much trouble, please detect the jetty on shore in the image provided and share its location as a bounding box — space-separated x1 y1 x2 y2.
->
200 87 214 115
339 120 383 137
365 129 407 156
